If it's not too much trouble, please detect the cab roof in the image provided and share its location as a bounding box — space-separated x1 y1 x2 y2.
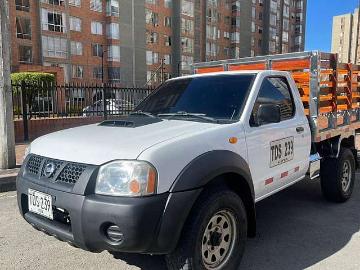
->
167 70 289 81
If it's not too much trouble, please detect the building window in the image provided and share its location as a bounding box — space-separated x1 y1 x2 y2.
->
270 0 277 12
224 47 229 57
164 0 172 8
296 0 303 10
41 0 65 5
164 35 171 46
41 9 66 32
19 45 32 63
145 0 158 4
206 42 217 57
93 66 103 79
71 41 83 55
164 54 171 65
15 0 30 12
146 51 159 65
90 0 103 12
269 41 276 52
72 65 84 78
181 18 194 34
164 16 172 27
181 0 194 17
106 0 119 16
42 35 67 58
231 1 240 12
69 16 82 32
108 45 120 62
282 31 289 42
91 21 103 35
283 5 290 18
230 32 240 43
69 0 81 7
181 55 193 71
206 25 220 40
106 23 120 39
146 31 158 44
269 27 276 40
145 9 159 26
270 14 277 26
16 17 31 39
181 37 194 53
108 67 121 81
92 44 103 56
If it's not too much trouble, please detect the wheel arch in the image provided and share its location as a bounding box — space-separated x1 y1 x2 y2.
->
168 150 256 238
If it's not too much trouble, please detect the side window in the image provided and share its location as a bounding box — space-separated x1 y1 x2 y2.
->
250 77 295 126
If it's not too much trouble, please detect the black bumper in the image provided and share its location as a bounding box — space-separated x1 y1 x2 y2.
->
17 175 201 254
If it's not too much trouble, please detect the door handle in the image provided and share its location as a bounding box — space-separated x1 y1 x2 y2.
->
296 126 304 133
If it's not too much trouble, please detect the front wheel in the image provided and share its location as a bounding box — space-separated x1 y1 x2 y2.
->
166 189 247 270
320 148 356 203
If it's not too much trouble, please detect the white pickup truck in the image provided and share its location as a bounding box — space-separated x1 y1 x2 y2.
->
17 52 360 270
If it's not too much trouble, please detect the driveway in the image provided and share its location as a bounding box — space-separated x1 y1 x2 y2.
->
0 176 359 270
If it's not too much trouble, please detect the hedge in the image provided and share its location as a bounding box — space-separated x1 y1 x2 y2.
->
11 73 56 118
11 72 55 85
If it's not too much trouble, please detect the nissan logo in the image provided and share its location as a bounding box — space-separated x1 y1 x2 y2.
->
44 162 56 178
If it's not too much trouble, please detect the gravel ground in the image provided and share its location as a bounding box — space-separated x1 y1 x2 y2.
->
0 176 359 270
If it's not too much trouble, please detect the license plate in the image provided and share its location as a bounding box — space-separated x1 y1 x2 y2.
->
270 137 294 167
28 189 53 220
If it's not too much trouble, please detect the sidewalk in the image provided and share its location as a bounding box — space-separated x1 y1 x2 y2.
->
0 144 28 192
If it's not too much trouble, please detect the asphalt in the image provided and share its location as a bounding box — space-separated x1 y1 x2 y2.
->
0 176 359 270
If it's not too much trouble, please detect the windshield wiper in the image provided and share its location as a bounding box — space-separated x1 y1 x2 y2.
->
158 111 219 123
130 110 157 118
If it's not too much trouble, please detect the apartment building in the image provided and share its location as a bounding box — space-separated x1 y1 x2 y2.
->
10 0 306 86
331 8 360 64
11 0 146 86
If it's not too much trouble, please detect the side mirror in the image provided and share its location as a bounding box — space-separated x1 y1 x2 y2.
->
256 104 281 126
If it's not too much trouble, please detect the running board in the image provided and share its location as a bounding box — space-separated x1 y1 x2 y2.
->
308 153 321 179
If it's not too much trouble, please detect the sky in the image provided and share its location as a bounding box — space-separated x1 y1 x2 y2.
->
305 0 359 51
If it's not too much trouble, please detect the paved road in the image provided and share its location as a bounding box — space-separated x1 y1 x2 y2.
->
0 177 359 270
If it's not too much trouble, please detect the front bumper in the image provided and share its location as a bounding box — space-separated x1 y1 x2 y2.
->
17 175 169 253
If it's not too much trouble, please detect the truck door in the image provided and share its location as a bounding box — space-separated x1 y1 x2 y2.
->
244 76 309 201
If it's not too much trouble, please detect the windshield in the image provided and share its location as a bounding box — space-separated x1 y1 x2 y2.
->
135 74 255 121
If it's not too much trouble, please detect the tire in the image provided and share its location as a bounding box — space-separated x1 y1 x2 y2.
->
165 188 247 270
320 147 356 203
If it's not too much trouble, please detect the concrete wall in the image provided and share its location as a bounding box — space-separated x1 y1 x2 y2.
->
332 13 353 63
119 0 146 87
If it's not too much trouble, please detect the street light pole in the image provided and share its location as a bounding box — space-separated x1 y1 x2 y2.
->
0 0 16 169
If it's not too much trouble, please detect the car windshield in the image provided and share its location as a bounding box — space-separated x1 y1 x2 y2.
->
135 74 255 121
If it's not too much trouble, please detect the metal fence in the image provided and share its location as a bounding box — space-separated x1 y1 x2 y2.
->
12 82 153 140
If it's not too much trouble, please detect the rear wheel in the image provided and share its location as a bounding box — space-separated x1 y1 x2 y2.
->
320 148 355 203
166 189 247 270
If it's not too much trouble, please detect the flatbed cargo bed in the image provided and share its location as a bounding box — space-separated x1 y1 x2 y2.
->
192 51 360 142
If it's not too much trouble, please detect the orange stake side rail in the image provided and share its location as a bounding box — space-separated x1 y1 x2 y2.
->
192 51 360 142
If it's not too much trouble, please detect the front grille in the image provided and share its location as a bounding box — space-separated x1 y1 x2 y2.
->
40 159 64 179
25 155 88 185
57 164 86 184
27 156 44 175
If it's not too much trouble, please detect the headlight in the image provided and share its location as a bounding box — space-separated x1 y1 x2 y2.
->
95 160 157 197
23 145 31 161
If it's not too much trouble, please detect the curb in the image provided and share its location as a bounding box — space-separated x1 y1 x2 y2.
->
0 169 19 193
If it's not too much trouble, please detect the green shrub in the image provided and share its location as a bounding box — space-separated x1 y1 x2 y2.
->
11 72 56 119
10 72 55 85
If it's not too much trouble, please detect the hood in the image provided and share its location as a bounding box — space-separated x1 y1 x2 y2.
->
30 119 217 165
